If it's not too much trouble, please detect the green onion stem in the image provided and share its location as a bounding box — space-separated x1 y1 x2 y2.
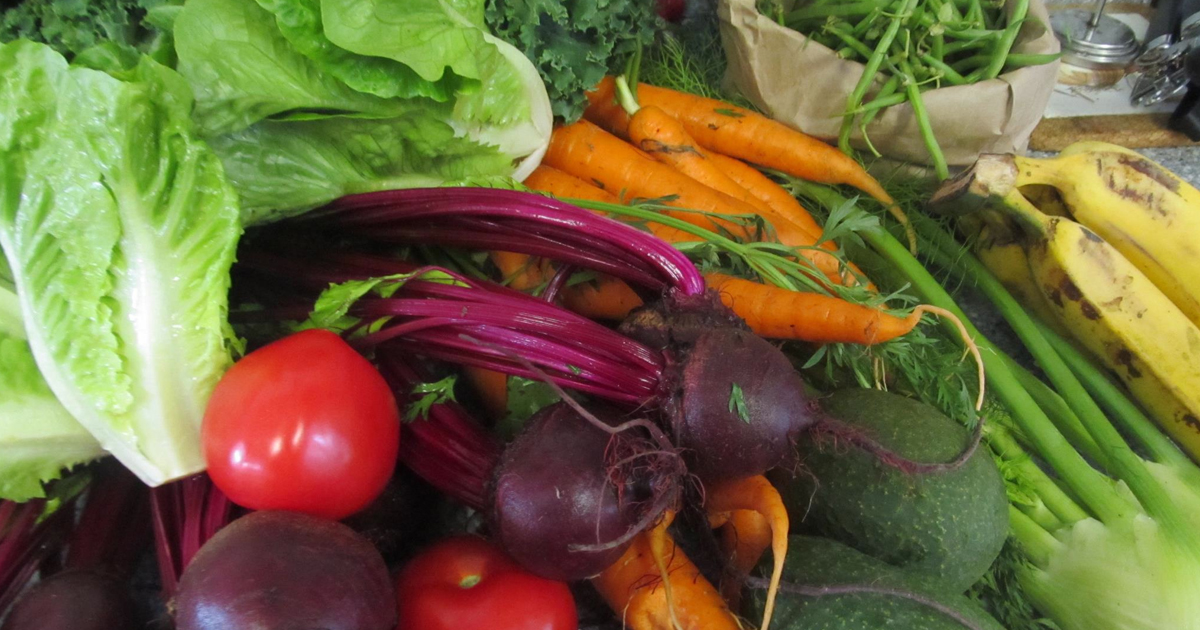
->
986 422 1090 525
1035 319 1200 483
912 214 1200 552
1009 506 1061 568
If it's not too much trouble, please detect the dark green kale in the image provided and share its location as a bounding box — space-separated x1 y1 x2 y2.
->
485 0 660 122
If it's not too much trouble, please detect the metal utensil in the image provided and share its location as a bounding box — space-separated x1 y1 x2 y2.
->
1131 0 1200 106
1052 0 1141 69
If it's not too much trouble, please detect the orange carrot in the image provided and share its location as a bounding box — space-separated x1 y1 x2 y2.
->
705 475 789 630
560 275 645 321
586 77 917 251
706 272 921 344
715 510 771 607
546 122 856 275
707 152 825 243
525 165 620 204
490 251 548 291
546 120 788 242
587 76 895 208
592 511 741 630
628 105 775 217
462 366 509 420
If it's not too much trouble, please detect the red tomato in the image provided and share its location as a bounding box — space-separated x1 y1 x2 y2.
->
395 536 577 630
202 329 400 521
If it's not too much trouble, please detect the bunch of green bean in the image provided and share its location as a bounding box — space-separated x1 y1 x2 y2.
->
765 0 1057 179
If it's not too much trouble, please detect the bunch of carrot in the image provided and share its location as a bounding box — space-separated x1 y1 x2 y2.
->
504 75 936 348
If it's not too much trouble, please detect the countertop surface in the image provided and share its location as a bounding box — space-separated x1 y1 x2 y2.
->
1140 147 1200 187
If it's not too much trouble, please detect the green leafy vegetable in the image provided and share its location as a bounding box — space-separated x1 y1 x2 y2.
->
0 0 171 60
0 41 242 486
404 375 459 422
485 0 658 121
0 286 104 501
256 0 463 102
173 0 552 225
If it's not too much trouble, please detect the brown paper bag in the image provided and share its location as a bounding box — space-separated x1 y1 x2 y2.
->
718 0 1061 166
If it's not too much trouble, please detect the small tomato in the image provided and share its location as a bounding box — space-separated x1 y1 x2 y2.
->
202 329 400 521
395 536 577 630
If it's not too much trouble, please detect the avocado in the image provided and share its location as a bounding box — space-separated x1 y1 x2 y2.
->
744 535 1006 630
770 388 1008 592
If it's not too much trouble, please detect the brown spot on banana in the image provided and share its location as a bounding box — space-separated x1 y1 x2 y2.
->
1114 348 1143 378
1182 413 1200 434
1060 278 1083 301
1080 300 1101 320
1116 154 1180 194
1102 297 1124 309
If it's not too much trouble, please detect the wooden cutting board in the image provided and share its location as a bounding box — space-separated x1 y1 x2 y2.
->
1030 113 1198 150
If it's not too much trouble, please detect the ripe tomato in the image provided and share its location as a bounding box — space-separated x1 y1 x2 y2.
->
395 536 577 630
202 329 400 521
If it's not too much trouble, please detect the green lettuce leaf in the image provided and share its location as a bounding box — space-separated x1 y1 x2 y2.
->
321 0 526 126
210 111 514 225
173 0 551 224
0 41 242 486
256 0 464 102
0 286 104 502
173 0 407 136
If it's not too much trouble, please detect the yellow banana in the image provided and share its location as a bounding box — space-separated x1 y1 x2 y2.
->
1011 144 1200 329
959 211 1071 337
1000 189 1200 461
929 155 1200 460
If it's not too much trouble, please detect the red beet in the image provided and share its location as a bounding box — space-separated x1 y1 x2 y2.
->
0 569 136 630
667 327 816 482
174 511 395 630
491 402 683 581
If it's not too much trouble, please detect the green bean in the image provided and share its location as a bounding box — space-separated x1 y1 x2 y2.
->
824 22 877 59
852 9 883 36
857 78 896 157
785 0 891 24
899 59 948 180
837 0 919 155
919 52 968 85
860 75 901 123
982 0 1030 79
942 37 994 56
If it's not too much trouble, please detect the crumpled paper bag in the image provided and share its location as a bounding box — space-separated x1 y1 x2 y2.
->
718 0 1061 166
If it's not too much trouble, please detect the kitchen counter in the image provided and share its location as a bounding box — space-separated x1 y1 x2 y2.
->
1140 147 1200 187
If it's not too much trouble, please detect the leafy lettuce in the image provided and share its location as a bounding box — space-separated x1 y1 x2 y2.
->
173 0 552 225
0 40 242 486
0 285 104 501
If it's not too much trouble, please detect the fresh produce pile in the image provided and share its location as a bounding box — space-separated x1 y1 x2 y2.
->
2 1 1200 630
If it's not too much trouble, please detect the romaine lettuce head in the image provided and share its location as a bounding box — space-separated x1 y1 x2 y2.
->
0 286 104 502
173 0 551 226
0 41 241 486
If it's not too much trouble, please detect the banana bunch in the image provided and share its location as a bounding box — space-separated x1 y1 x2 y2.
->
931 142 1200 460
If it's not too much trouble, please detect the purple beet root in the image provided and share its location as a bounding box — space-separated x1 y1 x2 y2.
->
670 327 816 482
491 402 682 581
174 511 395 630
620 290 747 349
0 569 137 630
